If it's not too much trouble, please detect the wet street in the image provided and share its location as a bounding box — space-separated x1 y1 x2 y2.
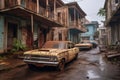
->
0 47 120 80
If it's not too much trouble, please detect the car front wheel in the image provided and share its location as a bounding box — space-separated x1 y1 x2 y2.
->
57 59 65 71
28 64 37 70
74 53 78 60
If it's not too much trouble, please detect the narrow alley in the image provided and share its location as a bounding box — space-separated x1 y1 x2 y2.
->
0 48 120 80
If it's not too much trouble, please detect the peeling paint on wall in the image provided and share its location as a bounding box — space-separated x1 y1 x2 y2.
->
0 16 4 50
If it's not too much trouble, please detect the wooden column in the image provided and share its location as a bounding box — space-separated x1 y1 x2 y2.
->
18 0 21 5
74 8 76 26
46 0 49 17
31 14 34 34
77 13 80 28
0 0 5 9
54 0 56 20
37 0 40 13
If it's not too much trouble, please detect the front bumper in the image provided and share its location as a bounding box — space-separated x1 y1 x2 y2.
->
24 59 59 66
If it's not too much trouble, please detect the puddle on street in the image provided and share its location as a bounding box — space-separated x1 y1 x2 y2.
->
87 70 100 79
99 55 106 71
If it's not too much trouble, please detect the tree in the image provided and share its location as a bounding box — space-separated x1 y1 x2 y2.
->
97 8 106 17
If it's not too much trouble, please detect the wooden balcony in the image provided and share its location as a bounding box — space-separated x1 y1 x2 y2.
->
0 0 64 27
69 20 86 33
106 2 120 26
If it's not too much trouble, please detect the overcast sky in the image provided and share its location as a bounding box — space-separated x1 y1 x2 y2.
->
62 0 105 26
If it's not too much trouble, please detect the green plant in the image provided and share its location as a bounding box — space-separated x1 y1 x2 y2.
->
97 8 106 17
11 38 26 52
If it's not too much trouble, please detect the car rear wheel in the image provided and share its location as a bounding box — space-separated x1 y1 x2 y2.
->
57 59 65 71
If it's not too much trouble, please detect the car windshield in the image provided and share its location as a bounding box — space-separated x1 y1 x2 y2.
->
42 41 66 49
81 42 90 44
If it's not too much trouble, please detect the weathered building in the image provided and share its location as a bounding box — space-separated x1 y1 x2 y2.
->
0 0 64 53
81 21 99 41
51 2 87 43
98 27 107 45
105 0 120 45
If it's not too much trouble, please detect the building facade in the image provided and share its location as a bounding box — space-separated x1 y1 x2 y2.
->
0 0 65 53
98 27 107 45
81 21 99 41
51 2 87 44
105 0 120 45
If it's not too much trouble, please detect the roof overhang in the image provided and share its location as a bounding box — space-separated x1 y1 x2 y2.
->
69 27 86 34
66 2 86 17
0 6 63 27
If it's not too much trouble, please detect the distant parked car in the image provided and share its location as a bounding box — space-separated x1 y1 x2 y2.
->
89 40 98 48
24 41 79 71
75 41 93 50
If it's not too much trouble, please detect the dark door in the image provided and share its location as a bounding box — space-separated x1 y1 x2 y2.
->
7 22 18 50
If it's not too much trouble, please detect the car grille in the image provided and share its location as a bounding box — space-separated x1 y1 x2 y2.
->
25 55 51 61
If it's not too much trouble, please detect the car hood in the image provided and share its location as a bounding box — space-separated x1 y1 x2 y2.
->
24 48 67 56
75 43 92 46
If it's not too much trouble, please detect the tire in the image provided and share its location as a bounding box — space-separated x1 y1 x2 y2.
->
90 46 92 49
28 64 37 70
57 59 65 71
74 53 78 60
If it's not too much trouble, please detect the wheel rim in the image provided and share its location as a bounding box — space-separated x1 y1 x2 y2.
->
58 61 65 71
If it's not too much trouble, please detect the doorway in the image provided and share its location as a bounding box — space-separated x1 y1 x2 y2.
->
7 22 18 50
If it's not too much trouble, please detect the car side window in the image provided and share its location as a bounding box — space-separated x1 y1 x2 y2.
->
67 43 74 49
71 43 74 48
67 43 71 49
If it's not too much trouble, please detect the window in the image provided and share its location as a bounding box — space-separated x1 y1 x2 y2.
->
21 0 25 7
68 43 74 49
115 0 119 3
59 33 62 41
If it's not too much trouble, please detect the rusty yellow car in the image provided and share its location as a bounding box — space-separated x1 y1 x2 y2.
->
24 41 79 71
75 41 93 50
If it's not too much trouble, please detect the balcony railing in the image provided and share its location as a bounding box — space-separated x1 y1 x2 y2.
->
1 0 64 25
5 0 18 8
106 0 120 23
69 20 87 32
69 21 81 28
69 21 77 27
4 0 37 12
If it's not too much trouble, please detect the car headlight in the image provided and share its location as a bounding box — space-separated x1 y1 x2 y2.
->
50 56 58 62
24 55 31 59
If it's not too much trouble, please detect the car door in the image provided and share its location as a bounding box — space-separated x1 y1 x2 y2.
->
67 42 76 61
70 43 78 59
